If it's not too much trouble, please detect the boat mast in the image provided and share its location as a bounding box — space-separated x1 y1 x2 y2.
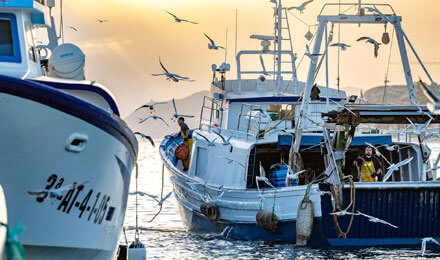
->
276 0 283 92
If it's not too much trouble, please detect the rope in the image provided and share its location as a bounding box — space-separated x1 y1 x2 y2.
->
332 177 356 239
0 222 26 260
135 163 139 240
383 26 395 104
146 164 166 223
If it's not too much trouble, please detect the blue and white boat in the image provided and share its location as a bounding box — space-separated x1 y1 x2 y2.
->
0 1 137 259
160 0 440 247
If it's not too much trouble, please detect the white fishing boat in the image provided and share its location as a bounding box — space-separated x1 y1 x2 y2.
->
160 0 440 247
0 0 137 258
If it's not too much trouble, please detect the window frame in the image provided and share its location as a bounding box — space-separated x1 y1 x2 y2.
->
0 13 22 63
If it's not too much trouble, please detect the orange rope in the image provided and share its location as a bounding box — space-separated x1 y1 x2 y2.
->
332 177 356 239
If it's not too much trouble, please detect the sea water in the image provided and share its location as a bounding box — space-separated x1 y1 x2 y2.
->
122 140 440 259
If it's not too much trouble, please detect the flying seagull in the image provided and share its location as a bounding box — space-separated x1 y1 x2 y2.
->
330 43 351 51
357 211 398 228
357 37 381 58
256 162 276 189
138 115 169 127
218 156 246 169
359 90 368 103
204 33 224 50
28 181 89 202
66 26 78 31
330 99 356 115
165 11 198 24
287 0 313 13
151 192 172 206
195 132 218 147
425 153 440 173
382 157 413 182
151 57 195 82
305 44 323 61
259 54 270 76
172 98 194 119
135 102 168 112
378 144 400 152
419 79 440 114
421 237 440 256
97 19 109 23
134 132 155 147
212 130 235 146
329 210 359 216
129 191 152 197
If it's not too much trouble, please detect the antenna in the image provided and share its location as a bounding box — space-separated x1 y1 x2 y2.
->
358 0 362 15
235 9 238 58
225 28 228 63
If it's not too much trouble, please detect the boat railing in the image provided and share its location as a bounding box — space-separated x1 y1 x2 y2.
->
318 2 396 16
198 96 224 130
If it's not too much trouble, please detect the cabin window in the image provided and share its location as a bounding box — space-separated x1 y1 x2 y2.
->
0 14 21 63
195 147 208 179
0 20 14 57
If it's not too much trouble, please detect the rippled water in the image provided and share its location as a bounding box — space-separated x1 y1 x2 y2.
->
122 140 440 259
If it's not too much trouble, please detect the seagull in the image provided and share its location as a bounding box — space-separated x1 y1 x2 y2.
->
365 142 392 165
359 90 368 104
212 100 227 112
357 211 398 228
212 130 235 146
287 0 313 13
419 79 440 115
424 133 440 144
382 157 413 182
204 191 224 203
150 192 172 206
421 237 440 256
204 33 224 50
357 37 381 58
378 144 400 152
218 156 246 168
129 191 152 197
305 44 323 61
151 57 195 82
259 54 270 76
329 210 359 216
28 181 89 201
138 115 169 127
330 99 356 115
282 162 306 186
135 102 168 112
195 132 218 147
425 153 440 172
66 26 78 31
97 19 109 23
165 11 198 24
172 98 194 119
330 43 351 51
134 132 155 147
256 162 276 189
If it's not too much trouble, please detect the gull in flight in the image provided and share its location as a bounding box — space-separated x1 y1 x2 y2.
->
212 130 235 146
138 115 169 127
151 57 195 82
365 142 391 165
130 191 172 206
398 116 440 139
135 102 168 112
165 11 198 24
97 19 109 23
172 98 194 119
134 132 155 147
378 144 400 152
259 54 270 76
421 237 440 256
287 0 313 13
212 100 227 112
218 156 246 169
305 44 323 61
359 90 368 104
425 153 440 173
357 211 398 228
329 210 359 216
424 132 440 145
129 191 151 197
282 162 306 186
330 99 356 115
382 157 413 182
28 181 89 202
357 37 381 58
66 26 78 31
330 43 351 51
256 162 276 189
204 33 224 50
419 79 440 115
195 132 218 147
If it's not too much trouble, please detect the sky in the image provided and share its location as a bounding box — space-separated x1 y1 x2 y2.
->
58 0 440 117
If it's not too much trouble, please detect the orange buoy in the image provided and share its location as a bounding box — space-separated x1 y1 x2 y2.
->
175 144 189 160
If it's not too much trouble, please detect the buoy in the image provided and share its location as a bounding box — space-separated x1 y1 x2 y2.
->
296 196 314 246
255 210 278 232
175 144 189 160
128 239 146 260
200 202 220 222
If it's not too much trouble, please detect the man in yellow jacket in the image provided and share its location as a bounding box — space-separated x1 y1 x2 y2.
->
177 117 192 171
355 146 383 182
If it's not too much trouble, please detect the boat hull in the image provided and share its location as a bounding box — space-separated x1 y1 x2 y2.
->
0 76 137 259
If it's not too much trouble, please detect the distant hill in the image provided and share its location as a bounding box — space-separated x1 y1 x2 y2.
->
363 82 438 105
125 91 209 138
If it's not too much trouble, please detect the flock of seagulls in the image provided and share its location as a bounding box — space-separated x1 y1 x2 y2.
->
66 18 109 32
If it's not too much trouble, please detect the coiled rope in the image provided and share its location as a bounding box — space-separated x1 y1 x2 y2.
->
332 176 356 239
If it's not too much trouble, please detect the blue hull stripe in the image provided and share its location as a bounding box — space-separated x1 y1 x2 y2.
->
0 75 138 159
31 80 120 116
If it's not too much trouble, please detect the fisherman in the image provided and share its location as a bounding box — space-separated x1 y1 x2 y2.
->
355 146 383 182
177 117 192 171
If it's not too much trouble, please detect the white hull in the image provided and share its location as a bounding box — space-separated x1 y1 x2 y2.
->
0 91 136 259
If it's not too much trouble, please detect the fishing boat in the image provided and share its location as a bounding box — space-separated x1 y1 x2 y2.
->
160 0 440 247
0 1 137 258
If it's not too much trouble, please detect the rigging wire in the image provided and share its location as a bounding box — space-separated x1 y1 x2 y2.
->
382 26 396 104
336 0 341 92
59 0 64 43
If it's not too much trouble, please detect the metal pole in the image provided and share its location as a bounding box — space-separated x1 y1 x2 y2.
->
276 0 283 94
325 22 329 112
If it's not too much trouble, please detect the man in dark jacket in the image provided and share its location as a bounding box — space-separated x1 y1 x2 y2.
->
355 146 383 182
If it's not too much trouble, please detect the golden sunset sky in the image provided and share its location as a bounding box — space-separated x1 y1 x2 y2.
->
60 0 440 116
